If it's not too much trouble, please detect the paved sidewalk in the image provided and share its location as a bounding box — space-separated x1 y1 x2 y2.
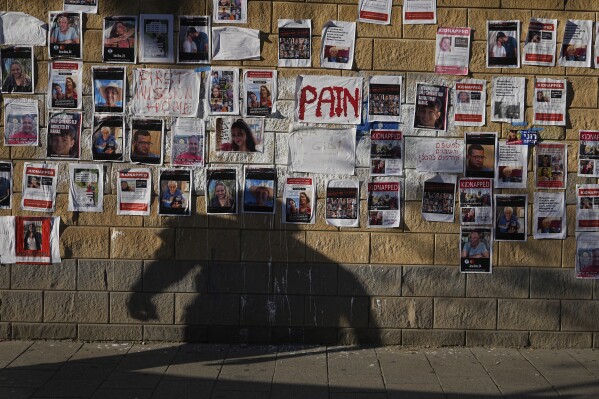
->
0 342 598 398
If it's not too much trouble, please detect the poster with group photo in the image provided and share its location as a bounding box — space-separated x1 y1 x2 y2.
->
326 180 359 228
320 20 356 70
459 178 492 225
139 14 174 63
213 0 247 24
215 117 264 153
92 66 125 114
577 184 599 232
283 177 315 224
558 19 592 68
208 67 239 115
13 217 61 264
1 46 34 93
47 111 81 160
3 98 38 146
358 0 392 25
178 16 210 64
48 12 82 59
68 163 103 213
533 192 566 240
579 130 599 177
535 142 567 189
48 61 82 110
103 16 137 63
533 78 566 126
206 168 237 214
64 0 97 14
421 174 456 223
465 132 496 179
491 76 524 123
434 27 471 75
576 232 599 279
367 182 400 228
117 168 151 216
415 138 464 174
171 118 205 167
159 169 192 217
0 162 12 209
495 140 528 189
278 19 311 68
460 226 492 273
495 194 527 241
413 83 449 131
130 119 163 165
368 75 402 123
522 18 557 67
243 167 276 214
21 163 58 212
454 79 486 127
403 0 436 25
243 70 277 117
370 130 403 176
92 115 124 162
487 20 520 68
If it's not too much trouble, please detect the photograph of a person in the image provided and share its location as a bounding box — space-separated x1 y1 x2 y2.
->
216 117 263 153
457 91 470 103
159 170 191 216
4 113 38 146
49 12 82 59
47 112 81 159
537 217 561 234
50 69 81 109
414 84 448 131
92 126 119 158
206 169 237 214
178 16 210 63
287 192 312 217
27 176 41 189
243 168 276 214
487 20 519 68
461 229 489 259
172 135 203 166
93 74 124 113
460 227 492 273
1 47 34 93
0 163 11 208
324 46 349 63
23 222 42 251
495 195 527 241
130 120 163 165
103 16 137 63
465 133 496 179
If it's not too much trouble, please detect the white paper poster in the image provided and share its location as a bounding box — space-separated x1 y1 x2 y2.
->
48 12 82 59
159 169 192 217
242 167 276 214
576 232 599 279
487 20 520 68
320 20 356 70
206 169 237 215
1 46 34 93
435 27 471 76
213 0 247 24
0 162 12 210
368 75 402 123
579 130 599 177
370 130 403 176
558 19 592 67
64 0 97 14
69 163 103 212
454 79 486 127
413 83 449 131
367 182 400 228
0 216 61 264
171 118 205 167
278 19 311 68
0 12 47 46
212 27 260 60
421 174 456 223
535 142 567 190
117 168 151 216
533 192 566 240
326 179 359 228
522 18 557 67
403 0 436 25
415 138 464 174
358 0 392 25
139 14 174 63
533 78 566 126
103 16 137 63
215 117 264 153
283 177 315 225
21 163 58 212
48 61 82 110
465 132 496 180
491 76 525 123
495 140 528 189
460 226 492 274
459 178 492 226
295 75 363 124
243 69 277 117
577 184 599 232
178 16 210 64
495 194 527 242
3 98 39 146
207 67 239 116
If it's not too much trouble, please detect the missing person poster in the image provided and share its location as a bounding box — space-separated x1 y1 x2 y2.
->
48 12 82 59
103 16 137 63
535 142 567 189
326 180 359 228
21 163 58 212
159 169 192 217
487 20 520 68
413 83 449 131
434 27 471 75
0 162 12 209
243 69 277 117
495 194 527 241
522 18 557 67
454 79 486 127
47 111 81 160
212 27 260 60
68 163 103 212
213 0 247 24
64 0 97 14
14 217 61 264
403 0 436 25
243 167 276 214
367 182 400 228
370 130 403 176
320 20 356 70
465 132 496 179
295 75 363 124
3 98 38 146
558 19 592 68
368 75 402 123
576 232 599 279
421 174 456 223
207 67 239 115
92 66 125 114
533 192 566 240
579 131 599 177
48 61 82 110
178 16 210 64
1 46 34 93
459 178 492 225
495 140 528 189
577 184 599 232
171 118 205 167
117 168 151 216
206 168 237 215
130 119 163 165
358 0 392 25
288 126 356 175
215 117 263 153
533 78 566 126
491 76 524 123
283 177 315 224
278 19 311 68
415 138 464 174
92 115 124 162
460 226 492 273
139 14 174 63
130 68 202 117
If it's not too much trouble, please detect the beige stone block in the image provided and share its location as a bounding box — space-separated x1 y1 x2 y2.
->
403 8 467 39
434 234 459 265
243 34 277 67
468 41 490 74
468 9 531 42
567 109 599 140
175 228 240 261
61 227 110 259
355 38 373 70
502 0 564 10
83 30 103 63
77 196 143 227
35 62 48 95
567 143 578 173
566 205 576 237
306 232 370 264
566 0 599 10
7 0 62 20
498 239 561 267
373 39 435 71
404 201 459 234
241 230 306 262
247 1 272 33
272 2 337 34
562 236 577 269
110 227 175 260
338 5 402 39
371 232 434 264
439 0 499 6
142 0 206 14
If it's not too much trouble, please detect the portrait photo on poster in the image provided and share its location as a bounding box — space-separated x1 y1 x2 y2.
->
243 69 277 117
487 20 520 68
1 46 34 93
243 167 276 214
413 83 449 131
21 162 58 213
130 119 163 165
103 16 137 63
0 162 12 210
48 11 82 59
117 168 152 216
159 169 192 217
3 98 39 147
460 226 492 273
92 115 124 162
206 168 237 214
320 20 356 70
171 118 205 167
464 132 496 179
92 66 125 114
178 16 210 64
46 111 81 160
283 177 315 225
48 61 82 110
495 194 527 241
215 117 263 153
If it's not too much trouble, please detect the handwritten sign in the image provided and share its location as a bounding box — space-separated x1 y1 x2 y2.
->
415 138 464 173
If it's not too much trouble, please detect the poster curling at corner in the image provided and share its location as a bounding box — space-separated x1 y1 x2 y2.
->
522 17 557 67
278 19 311 68
367 181 400 228
434 27 471 76
460 226 492 274
326 179 360 228
212 27 260 61
288 125 356 175
575 232 599 279
454 79 486 127
415 138 464 174
358 0 392 25
576 184 599 232
4 216 61 264
283 177 315 225
0 12 47 46
21 162 58 213
139 14 174 63
403 0 436 25
320 20 356 70
295 75 363 125
68 163 103 213
533 191 566 240
117 168 152 216
368 75 402 123
421 174 456 223
558 19 592 68
533 78 566 126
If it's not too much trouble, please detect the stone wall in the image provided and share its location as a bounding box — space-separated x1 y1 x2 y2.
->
1 0 598 347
